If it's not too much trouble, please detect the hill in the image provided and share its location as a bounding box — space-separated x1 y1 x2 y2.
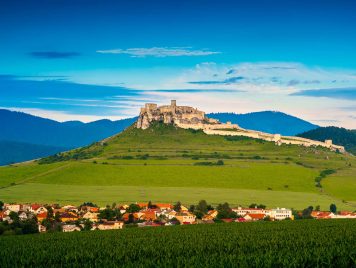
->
0 109 137 148
207 111 318 136
0 141 66 166
298 127 356 155
0 122 355 210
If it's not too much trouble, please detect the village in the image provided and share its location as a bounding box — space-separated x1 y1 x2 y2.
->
0 200 355 235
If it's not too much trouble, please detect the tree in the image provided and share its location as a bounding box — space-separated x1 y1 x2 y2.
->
216 202 237 219
128 213 135 223
196 200 208 214
111 202 117 209
126 204 140 213
194 211 204 219
216 160 224 165
173 201 182 212
302 206 314 219
99 208 116 221
0 201 4 211
189 205 195 213
46 206 54 220
54 212 61 222
83 219 93 231
315 205 321 211
330 204 337 213
148 201 153 209
21 219 39 234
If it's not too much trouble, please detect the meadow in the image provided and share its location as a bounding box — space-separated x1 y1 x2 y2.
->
0 220 355 267
0 123 355 209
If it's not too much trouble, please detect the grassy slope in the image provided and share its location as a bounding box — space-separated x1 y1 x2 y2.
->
0 123 355 209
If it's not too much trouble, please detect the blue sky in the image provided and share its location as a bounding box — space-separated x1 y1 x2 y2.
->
1 0 356 127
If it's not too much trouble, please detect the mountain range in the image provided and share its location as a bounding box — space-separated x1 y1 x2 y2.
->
207 111 318 136
0 109 323 165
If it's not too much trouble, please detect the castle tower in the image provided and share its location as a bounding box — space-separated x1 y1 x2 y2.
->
171 100 176 114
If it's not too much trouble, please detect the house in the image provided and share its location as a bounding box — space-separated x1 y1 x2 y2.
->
311 211 335 219
232 207 268 217
267 208 292 220
221 218 233 223
30 205 48 215
20 204 31 211
155 203 173 210
175 212 196 224
4 204 21 212
137 202 148 209
96 221 124 230
138 221 162 227
88 207 99 213
141 210 157 221
18 211 28 221
122 213 141 222
244 213 265 221
37 212 47 222
82 211 99 222
207 210 218 218
333 211 356 219
202 214 215 222
38 224 47 233
62 205 78 212
62 224 81 232
235 218 246 222
60 212 79 222
180 205 189 212
167 210 177 220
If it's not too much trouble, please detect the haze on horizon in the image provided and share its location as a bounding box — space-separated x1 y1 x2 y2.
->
1 0 356 128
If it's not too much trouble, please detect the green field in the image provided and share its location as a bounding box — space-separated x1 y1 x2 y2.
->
0 123 355 209
1 220 355 267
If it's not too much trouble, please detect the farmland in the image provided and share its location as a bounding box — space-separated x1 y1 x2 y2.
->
0 220 355 267
0 123 355 209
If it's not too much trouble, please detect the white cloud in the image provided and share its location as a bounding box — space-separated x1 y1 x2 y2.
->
96 47 221 57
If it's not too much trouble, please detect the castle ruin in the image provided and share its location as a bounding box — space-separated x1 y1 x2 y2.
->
136 100 345 153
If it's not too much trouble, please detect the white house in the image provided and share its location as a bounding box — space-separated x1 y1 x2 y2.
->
96 221 124 230
232 207 268 217
18 211 28 221
62 224 81 232
4 204 21 212
267 208 292 220
82 211 99 222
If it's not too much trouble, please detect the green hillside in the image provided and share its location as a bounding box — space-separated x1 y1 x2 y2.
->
0 123 355 210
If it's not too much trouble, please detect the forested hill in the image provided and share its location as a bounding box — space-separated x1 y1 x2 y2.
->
0 109 137 148
0 109 136 165
0 141 66 166
298 127 356 154
207 111 318 136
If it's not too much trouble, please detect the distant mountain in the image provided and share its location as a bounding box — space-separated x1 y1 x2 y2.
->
0 109 137 149
207 111 318 136
0 141 66 166
0 109 319 165
298 127 356 154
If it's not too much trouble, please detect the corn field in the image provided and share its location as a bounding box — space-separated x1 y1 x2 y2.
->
0 220 355 267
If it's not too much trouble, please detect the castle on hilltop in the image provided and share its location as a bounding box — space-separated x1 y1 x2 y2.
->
136 100 345 153
137 100 237 130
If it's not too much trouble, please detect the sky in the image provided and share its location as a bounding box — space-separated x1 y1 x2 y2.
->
1 0 356 128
